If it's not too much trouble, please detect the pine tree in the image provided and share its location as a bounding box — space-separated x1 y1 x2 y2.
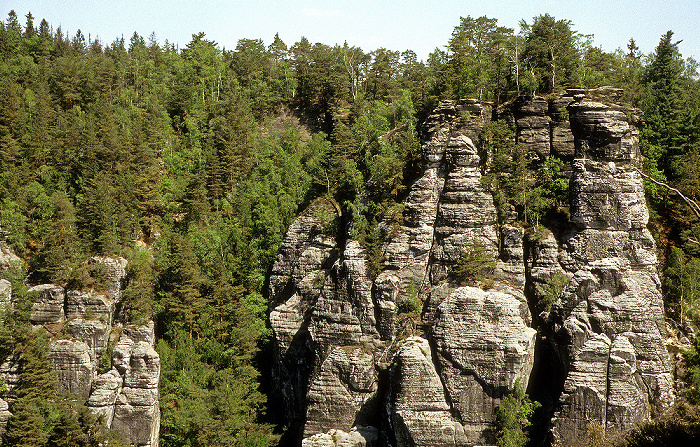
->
520 14 580 93
641 31 691 183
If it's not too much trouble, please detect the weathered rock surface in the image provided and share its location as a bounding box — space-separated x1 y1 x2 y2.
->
382 100 501 299
64 319 110 357
111 338 161 447
0 239 20 271
269 90 673 447
548 88 673 444
1 255 161 447
268 198 342 439
65 290 114 323
304 346 377 437
90 255 128 300
433 286 536 444
0 399 9 440
29 284 66 328
302 426 378 447
0 280 11 312
501 94 576 162
0 357 20 398
49 339 96 400
389 337 467 447
87 368 122 426
270 101 535 445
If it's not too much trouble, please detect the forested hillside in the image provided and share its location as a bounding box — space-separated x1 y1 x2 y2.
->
1 9 700 446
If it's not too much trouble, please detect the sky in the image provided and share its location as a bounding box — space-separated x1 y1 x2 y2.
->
3 0 700 64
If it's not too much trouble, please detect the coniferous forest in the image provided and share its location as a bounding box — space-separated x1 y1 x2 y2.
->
1 9 700 446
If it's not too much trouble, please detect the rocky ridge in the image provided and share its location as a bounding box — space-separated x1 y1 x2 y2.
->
268 89 674 446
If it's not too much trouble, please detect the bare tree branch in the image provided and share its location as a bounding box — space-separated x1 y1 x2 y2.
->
636 168 700 219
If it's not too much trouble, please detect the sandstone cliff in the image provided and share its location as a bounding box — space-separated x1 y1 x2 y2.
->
546 88 673 443
268 89 674 446
0 255 160 447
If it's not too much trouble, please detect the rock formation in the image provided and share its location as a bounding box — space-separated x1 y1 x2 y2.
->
0 239 20 272
269 100 537 446
0 254 160 447
547 88 673 443
269 89 675 447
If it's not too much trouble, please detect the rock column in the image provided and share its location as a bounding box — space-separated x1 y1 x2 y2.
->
549 88 673 444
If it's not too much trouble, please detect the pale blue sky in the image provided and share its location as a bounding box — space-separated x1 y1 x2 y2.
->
3 0 699 64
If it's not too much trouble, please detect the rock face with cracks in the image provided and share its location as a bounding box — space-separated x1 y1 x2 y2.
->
269 89 674 447
269 100 539 446
0 254 160 447
548 88 673 445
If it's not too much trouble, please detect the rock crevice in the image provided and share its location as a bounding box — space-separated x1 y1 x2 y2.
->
268 90 674 447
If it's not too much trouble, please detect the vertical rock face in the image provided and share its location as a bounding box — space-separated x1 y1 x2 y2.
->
548 88 673 444
270 101 536 446
29 284 66 328
0 399 9 440
0 255 161 447
268 197 342 438
503 94 576 162
389 337 466 447
0 280 9 316
304 346 377 437
0 239 21 272
269 90 673 447
432 286 536 444
49 339 96 400
111 339 161 447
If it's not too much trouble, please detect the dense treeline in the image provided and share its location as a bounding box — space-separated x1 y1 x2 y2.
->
1 8 700 446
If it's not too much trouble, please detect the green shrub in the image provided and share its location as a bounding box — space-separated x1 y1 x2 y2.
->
496 382 540 447
453 239 497 287
537 271 568 314
399 296 422 317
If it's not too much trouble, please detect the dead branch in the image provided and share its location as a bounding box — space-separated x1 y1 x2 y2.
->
636 169 700 220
